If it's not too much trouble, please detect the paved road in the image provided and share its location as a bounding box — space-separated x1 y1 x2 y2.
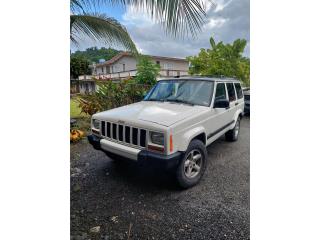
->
71 117 250 240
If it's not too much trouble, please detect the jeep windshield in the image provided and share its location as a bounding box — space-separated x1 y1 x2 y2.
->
144 80 214 107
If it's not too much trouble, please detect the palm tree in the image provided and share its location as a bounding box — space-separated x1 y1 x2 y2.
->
70 0 211 53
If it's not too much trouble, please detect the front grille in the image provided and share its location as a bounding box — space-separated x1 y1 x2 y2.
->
118 125 124 141
132 128 138 145
101 121 105 136
140 129 146 147
106 122 111 137
101 121 147 148
112 123 117 139
125 126 130 143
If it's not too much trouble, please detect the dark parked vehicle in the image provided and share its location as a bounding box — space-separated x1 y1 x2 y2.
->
243 89 250 115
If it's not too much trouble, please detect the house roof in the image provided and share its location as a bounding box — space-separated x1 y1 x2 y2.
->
95 52 188 67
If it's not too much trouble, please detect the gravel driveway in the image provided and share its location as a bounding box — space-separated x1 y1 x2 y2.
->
71 117 250 240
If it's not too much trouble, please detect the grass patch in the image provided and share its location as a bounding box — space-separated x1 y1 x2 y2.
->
71 97 91 136
70 97 88 118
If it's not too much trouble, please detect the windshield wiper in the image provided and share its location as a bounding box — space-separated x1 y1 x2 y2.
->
165 99 194 106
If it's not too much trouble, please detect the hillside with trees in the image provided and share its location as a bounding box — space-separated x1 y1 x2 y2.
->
70 47 121 78
71 47 121 63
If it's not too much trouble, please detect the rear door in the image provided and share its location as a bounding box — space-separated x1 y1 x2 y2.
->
234 82 245 113
225 82 238 123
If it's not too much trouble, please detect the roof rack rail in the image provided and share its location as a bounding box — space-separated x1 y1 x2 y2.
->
179 75 237 79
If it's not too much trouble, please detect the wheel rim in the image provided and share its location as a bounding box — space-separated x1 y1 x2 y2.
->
184 150 202 178
235 119 240 137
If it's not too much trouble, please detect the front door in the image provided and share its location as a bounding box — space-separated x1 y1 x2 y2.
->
206 82 229 143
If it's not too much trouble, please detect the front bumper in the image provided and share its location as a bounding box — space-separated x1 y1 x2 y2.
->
87 135 182 169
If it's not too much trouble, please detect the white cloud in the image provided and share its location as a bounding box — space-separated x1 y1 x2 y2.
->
201 0 215 12
203 18 228 29
213 0 233 12
72 0 249 57
122 5 154 27
120 0 249 58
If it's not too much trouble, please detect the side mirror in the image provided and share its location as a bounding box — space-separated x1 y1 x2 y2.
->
214 99 230 108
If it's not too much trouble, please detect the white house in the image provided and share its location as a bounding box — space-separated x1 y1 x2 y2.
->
80 52 189 79
74 52 189 94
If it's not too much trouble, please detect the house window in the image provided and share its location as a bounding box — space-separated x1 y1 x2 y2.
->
123 64 125 72
164 63 173 69
156 61 160 65
101 67 104 73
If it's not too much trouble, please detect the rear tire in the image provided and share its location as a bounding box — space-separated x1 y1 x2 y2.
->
225 117 240 142
176 139 208 189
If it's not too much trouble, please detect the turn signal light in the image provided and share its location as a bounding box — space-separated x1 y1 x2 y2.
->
170 134 173 152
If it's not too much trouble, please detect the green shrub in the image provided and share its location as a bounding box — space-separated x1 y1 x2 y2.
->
78 79 152 115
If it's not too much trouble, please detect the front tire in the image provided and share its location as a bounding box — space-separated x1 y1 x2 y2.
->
225 117 240 141
176 139 208 189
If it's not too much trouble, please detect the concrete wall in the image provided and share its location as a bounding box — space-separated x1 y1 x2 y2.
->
112 56 137 72
151 57 189 71
79 81 96 94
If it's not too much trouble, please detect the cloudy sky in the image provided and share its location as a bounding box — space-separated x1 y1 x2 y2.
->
71 0 250 58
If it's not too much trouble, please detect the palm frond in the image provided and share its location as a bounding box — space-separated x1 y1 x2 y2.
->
114 0 213 37
71 0 212 38
71 13 137 53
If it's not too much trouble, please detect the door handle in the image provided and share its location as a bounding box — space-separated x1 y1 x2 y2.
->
225 106 230 110
235 102 239 106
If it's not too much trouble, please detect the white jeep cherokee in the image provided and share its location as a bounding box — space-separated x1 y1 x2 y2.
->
88 77 244 188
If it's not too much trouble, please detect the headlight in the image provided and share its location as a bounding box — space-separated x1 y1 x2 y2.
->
149 132 164 145
92 119 100 129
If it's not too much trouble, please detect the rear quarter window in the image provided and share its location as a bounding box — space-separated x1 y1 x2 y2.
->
226 83 236 102
234 83 243 99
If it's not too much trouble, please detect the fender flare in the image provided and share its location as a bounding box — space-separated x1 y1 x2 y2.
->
231 109 243 128
178 126 206 152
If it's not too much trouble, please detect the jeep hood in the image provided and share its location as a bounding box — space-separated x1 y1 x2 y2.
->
94 101 208 127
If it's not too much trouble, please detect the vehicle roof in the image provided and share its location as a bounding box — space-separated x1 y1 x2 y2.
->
158 76 241 82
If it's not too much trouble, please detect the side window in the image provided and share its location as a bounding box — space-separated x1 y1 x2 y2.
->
214 83 227 101
234 83 243 99
226 83 236 102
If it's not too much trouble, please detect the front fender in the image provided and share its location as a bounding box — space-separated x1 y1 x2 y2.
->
176 126 206 152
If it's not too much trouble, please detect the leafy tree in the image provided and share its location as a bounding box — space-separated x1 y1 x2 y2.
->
70 56 91 78
188 37 250 86
70 0 209 52
135 56 160 85
71 47 120 63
